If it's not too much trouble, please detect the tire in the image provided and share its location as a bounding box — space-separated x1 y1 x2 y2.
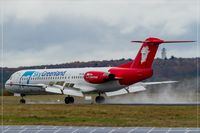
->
64 97 70 104
95 96 105 104
64 97 74 104
69 97 74 103
20 99 26 104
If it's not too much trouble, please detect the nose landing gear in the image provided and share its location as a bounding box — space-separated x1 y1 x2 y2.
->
20 94 26 104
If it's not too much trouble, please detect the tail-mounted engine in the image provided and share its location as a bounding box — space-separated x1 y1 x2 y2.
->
84 71 115 84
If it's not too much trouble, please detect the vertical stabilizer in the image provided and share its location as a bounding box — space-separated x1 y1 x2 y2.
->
130 37 194 69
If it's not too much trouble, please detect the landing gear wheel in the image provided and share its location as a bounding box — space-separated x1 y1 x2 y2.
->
95 96 105 104
64 97 70 104
69 97 74 103
20 94 26 104
64 96 74 104
20 99 26 104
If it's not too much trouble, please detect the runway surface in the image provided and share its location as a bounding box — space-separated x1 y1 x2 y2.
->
0 126 200 133
106 102 200 106
27 101 200 106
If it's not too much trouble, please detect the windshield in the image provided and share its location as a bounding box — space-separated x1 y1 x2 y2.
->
9 75 13 80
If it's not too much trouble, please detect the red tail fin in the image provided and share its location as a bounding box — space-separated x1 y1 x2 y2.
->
130 37 194 69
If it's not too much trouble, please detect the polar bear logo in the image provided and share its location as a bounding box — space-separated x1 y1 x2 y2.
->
141 46 149 64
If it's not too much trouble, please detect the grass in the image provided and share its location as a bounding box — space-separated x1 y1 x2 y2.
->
0 96 200 127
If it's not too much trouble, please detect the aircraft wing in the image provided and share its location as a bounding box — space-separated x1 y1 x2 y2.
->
9 83 84 97
106 85 146 97
105 81 177 97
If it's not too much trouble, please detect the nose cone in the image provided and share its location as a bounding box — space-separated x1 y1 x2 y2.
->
5 80 11 90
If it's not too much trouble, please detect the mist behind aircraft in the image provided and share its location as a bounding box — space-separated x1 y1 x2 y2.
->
106 78 199 104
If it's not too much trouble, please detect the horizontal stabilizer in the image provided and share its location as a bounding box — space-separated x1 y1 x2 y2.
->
132 38 195 44
160 41 195 43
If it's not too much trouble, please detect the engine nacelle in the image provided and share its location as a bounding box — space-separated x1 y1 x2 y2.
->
84 71 114 84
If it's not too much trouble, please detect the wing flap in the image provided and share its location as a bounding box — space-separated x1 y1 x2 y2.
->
45 85 84 97
128 85 146 93
73 84 96 92
45 86 62 94
105 89 127 97
106 85 146 97
63 89 84 97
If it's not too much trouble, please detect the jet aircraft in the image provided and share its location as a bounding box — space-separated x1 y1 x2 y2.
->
5 37 194 104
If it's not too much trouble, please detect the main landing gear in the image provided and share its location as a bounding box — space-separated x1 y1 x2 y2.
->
64 96 74 104
20 94 26 104
95 93 105 104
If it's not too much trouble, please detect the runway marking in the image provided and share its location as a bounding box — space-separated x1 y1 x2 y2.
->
1 126 200 133
53 128 61 133
108 129 115 133
166 128 171 133
20 126 25 129
147 127 154 133
127 127 138 133
36 125 41 129
185 128 190 133
2 127 10 133
71 129 79 133
35 128 43 133
185 128 194 133
3 126 9 129
19 128 27 133
89 129 96 133
53 126 58 129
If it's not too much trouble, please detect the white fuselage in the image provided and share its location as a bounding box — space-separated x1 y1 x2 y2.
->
5 67 126 95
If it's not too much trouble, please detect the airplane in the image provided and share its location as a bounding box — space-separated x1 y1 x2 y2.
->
5 37 194 104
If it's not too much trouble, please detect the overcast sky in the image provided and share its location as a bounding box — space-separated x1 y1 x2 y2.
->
1 0 199 67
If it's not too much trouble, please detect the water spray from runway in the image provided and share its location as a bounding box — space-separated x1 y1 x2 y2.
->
106 78 199 104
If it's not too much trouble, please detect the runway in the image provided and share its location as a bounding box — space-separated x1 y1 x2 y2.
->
1 126 200 133
26 101 200 106
106 102 200 106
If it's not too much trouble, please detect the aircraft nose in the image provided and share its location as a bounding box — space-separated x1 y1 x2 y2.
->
5 80 10 90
